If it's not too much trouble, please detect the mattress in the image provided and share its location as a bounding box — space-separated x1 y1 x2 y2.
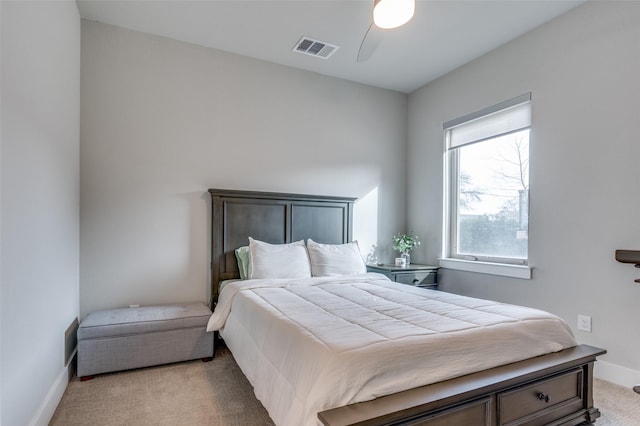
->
207 273 576 426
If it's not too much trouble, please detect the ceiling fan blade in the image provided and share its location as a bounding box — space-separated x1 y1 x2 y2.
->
357 23 384 62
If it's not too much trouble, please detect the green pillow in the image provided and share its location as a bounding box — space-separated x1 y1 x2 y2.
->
235 246 250 280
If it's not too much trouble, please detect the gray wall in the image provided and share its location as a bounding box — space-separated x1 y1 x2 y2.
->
1 1 80 425
407 1 640 386
80 21 407 317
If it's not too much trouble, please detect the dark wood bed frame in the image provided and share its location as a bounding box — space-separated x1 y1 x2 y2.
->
208 188 606 426
209 188 355 304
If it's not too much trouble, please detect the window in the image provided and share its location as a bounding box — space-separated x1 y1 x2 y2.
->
443 94 531 275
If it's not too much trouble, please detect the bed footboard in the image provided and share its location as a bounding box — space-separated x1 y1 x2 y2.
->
318 344 605 426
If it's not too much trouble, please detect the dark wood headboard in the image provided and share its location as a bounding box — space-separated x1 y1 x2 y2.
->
208 189 356 305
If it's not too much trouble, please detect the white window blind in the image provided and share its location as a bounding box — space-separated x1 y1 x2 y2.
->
446 93 531 149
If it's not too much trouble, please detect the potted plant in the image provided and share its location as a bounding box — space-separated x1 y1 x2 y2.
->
392 232 420 265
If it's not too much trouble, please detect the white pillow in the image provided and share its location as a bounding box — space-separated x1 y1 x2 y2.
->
248 238 311 279
306 239 366 277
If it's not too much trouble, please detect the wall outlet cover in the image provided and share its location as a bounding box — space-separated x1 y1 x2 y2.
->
578 315 592 332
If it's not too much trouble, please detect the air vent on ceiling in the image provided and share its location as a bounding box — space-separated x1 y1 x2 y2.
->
293 37 339 59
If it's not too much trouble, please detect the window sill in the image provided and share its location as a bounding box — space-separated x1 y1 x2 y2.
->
438 258 532 280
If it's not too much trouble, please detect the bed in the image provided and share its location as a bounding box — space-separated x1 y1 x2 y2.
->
207 188 605 426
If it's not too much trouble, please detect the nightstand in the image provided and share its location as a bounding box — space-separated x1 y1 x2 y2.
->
366 263 439 289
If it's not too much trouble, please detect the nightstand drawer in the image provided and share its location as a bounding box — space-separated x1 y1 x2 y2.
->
393 271 433 286
366 264 439 289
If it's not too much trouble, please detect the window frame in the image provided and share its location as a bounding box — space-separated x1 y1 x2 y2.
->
441 93 533 278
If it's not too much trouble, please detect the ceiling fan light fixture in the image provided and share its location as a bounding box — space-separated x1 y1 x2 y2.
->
373 0 415 29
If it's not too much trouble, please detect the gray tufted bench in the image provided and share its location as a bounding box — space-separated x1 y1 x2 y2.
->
77 303 214 380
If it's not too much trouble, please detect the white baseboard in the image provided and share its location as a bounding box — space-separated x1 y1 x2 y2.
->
29 365 69 426
594 359 640 389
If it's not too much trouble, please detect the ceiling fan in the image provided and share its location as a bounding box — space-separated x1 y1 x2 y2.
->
357 0 416 62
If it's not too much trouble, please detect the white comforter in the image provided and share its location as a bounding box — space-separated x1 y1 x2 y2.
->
207 273 576 426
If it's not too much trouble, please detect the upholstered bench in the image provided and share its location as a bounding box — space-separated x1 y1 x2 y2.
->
77 302 213 380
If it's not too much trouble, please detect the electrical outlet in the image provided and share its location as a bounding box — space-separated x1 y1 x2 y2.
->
577 315 592 332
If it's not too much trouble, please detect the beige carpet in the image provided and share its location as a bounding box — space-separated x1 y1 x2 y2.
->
50 347 274 426
593 378 640 425
51 348 640 426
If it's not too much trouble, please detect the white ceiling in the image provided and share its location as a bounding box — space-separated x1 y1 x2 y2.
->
76 0 585 94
